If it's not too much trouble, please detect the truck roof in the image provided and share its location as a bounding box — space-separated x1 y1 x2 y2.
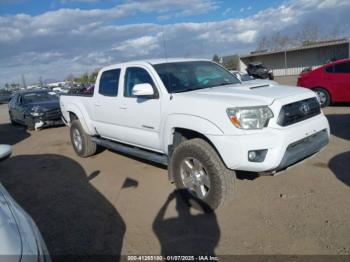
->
101 58 210 71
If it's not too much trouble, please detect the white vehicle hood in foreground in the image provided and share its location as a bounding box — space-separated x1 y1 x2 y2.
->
0 188 21 261
173 83 313 107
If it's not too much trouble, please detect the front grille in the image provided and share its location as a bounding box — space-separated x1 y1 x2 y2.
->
277 97 320 126
45 108 62 120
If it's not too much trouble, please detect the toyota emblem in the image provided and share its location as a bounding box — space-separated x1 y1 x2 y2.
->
299 102 310 115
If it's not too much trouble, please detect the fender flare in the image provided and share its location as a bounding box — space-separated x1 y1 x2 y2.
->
65 103 96 135
161 114 224 154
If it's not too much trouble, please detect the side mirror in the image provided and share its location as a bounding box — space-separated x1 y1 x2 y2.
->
0 145 12 161
132 83 154 97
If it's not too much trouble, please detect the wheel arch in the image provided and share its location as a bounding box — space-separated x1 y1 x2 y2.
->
311 86 332 102
64 104 96 135
167 127 226 183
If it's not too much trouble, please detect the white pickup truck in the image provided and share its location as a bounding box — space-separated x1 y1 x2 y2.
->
60 59 330 210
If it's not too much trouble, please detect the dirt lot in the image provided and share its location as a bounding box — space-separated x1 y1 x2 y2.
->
0 102 349 260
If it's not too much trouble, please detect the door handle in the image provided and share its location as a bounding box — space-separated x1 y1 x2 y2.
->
94 103 101 107
119 106 127 110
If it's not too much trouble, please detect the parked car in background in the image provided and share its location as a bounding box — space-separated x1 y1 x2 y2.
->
9 89 62 130
52 86 70 95
60 58 329 210
246 62 274 80
0 144 51 261
230 70 277 85
297 58 350 107
0 90 12 104
84 85 95 95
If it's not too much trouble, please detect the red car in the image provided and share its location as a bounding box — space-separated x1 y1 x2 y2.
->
297 58 350 107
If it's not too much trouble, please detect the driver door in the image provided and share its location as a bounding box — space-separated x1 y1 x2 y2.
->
118 66 162 151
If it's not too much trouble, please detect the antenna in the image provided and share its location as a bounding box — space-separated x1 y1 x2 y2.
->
161 26 168 62
161 25 172 99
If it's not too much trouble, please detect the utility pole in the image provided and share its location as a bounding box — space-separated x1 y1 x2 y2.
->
39 76 43 88
284 50 288 76
21 74 27 89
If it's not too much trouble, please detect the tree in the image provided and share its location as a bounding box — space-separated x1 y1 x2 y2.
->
88 69 99 83
328 24 346 39
269 32 291 50
212 54 220 63
257 36 270 51
296 22 320 46
224 56 239 70
65 74 75 82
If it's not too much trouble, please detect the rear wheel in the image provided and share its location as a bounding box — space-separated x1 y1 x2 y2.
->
169 138 236 211
70 120 97 157
314 88 330 108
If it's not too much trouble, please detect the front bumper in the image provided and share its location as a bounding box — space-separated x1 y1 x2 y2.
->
275 129 328 172
207 114 330 172
31 117 63 130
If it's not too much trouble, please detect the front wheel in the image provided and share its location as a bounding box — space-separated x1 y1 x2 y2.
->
24 116 35 130
9 111 17 125
169 138 236 211
314 88 330 108
70 120 97 157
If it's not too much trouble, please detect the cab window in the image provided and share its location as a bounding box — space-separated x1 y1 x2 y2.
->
99 69 121 97
124 67 157 98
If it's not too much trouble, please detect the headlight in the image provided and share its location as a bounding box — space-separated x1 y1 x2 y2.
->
30 106 44 117
226 106 274 130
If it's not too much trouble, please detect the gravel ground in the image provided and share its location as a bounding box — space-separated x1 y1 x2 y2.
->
0 102 349 260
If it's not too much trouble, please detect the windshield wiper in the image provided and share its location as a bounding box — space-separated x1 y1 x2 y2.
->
208 82 234 88
172 87 200 93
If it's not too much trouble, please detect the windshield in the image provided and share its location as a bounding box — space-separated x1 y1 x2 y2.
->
22 92 58 104
153 61 240 93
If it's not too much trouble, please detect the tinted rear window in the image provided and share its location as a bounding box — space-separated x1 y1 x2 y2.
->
99 69 121 96
334 62 350 73
324 65 334 73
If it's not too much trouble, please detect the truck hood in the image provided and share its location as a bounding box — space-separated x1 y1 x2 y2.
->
179 83 309 106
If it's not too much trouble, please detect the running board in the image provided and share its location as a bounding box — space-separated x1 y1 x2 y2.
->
91 137 168 166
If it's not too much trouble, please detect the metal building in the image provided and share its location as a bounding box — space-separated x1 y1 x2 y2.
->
239 38 350 76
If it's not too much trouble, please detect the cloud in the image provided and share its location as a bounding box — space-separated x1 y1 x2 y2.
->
222 8 232 16
112 35 161 57
0 0 349 85
61 0 100 3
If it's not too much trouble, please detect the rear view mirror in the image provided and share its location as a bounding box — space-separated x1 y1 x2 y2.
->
132 84 154 97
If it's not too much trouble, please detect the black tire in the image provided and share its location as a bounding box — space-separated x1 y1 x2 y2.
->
9 111 17 125
70 120 97 157
24 116 35 130
314 88 330 108
169 138 236 211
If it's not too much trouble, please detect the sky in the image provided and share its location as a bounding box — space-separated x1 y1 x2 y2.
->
0 0 349 86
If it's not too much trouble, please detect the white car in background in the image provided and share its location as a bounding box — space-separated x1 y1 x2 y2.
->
230 70 278 85
0 145 51 262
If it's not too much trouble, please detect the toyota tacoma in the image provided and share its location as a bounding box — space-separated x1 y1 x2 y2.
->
60 59 329 210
